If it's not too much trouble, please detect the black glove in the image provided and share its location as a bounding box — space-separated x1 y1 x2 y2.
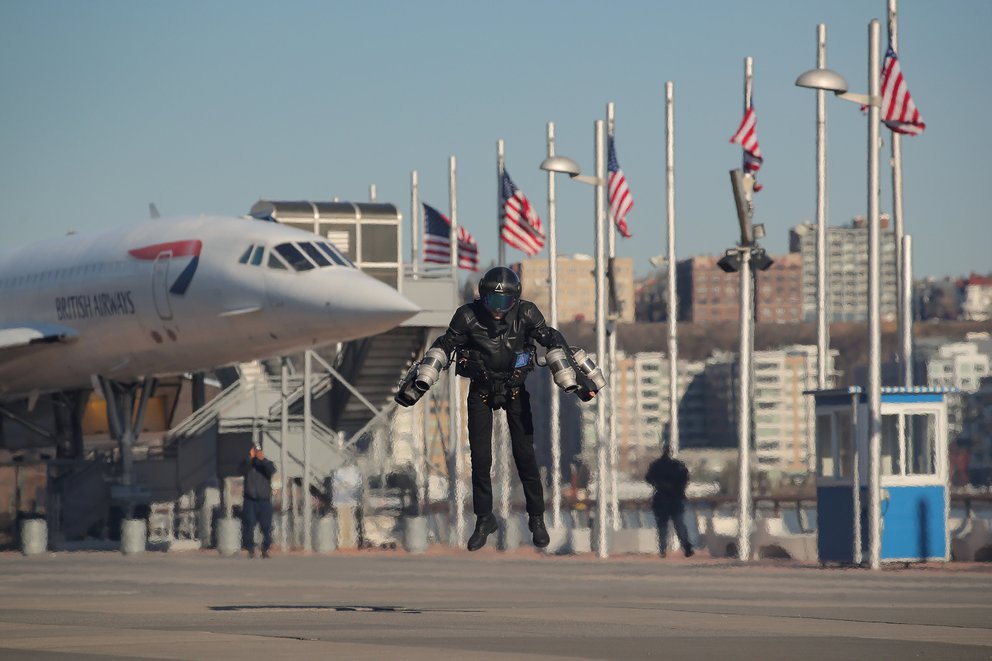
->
394 364 426 407
574 369 599 402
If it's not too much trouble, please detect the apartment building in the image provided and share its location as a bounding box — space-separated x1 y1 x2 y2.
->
513 255 635 323
915 336 992 442
789 214 897 322
703 345 834 475
674 253 803 324
576 351 706 473
962 274 992 322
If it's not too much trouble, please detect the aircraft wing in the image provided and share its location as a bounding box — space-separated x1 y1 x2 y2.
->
0 322 79 361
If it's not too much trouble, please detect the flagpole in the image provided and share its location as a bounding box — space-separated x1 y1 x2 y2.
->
448 154 465 547
547 121 563 530
606 102 620 532
889 0 911 387
665 82 680 457
868 18 884 572
411 170 419 279
737 56 755 562
498 139 506 267
494 139 512 533
593 119 609 559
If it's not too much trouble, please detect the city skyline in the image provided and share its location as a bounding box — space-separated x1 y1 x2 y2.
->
1 1 989 280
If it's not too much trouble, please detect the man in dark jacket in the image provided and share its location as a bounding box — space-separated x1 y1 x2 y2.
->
240 444 276 558
399 267 598 552
645 444 694 557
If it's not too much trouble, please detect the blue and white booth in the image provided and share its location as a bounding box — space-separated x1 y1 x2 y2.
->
809 387 953 564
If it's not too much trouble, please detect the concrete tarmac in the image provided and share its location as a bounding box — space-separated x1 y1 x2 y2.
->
1 547 991 660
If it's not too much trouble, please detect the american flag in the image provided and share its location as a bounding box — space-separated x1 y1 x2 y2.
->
607 137 633 238
729 106 764 192
423 202 479 271
500 170 545 256
881 45 926 136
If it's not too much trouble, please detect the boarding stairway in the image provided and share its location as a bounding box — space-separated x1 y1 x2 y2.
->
132 326 428 503
327 326 426 439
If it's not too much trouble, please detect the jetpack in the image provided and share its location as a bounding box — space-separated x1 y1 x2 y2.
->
394 347 449 407
541 346 607 402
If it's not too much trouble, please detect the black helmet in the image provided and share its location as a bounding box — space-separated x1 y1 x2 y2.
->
479 266 521 318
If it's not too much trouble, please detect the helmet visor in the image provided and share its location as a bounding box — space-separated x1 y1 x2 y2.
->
484 292 518 314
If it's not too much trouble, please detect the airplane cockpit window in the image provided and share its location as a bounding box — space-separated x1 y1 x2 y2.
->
267 252 288 270
317 241 354 267
250 245 265 266
274 243 315 271
298 242 331 267
239 245 253 264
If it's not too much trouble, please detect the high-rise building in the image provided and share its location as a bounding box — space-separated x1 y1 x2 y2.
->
754 252 804 324
961 375 992 485
513 255 635 323
674 253 803 324
676 256 740 324
789 214 897 322
962 274 992 321
702 345 834 475
914 336 992 443
575 351 706 472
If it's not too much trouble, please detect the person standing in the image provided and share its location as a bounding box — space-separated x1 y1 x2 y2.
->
240 444 276 558
645 443 694 558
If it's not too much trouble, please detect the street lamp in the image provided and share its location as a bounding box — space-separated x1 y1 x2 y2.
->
540 120 610 559
722 166 774 562
795 19 883 570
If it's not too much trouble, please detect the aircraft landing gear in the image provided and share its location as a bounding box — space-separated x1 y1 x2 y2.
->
98 376 158 513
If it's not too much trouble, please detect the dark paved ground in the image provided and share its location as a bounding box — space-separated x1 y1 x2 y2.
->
1 547 990 660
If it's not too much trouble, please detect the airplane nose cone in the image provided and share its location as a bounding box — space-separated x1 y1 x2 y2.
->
332 272 420 337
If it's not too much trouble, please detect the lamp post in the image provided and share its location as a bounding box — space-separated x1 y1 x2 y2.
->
540 121 610 559
815 24 830 390
546 122 563 530
796 19 883 570
720 169 774 562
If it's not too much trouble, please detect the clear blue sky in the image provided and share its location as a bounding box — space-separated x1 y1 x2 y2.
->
1 0 988 279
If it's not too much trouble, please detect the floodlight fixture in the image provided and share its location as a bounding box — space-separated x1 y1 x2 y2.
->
751 247 774 272
717 251 742 274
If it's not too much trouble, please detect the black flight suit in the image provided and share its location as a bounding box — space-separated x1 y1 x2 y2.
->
429 298 569 518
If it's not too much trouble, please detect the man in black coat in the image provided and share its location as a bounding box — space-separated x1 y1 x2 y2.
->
645 444 694 558
401 267 594 552
240 444 276 558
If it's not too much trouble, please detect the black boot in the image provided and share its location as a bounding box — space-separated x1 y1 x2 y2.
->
529 515 550 548
467 514 498 551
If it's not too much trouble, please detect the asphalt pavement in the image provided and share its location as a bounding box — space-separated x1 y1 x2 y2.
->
1 547 990 660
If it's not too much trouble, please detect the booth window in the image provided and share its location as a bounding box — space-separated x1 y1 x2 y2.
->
881 412 937 477
881 415 901 476
816 410 855 479
816 414 834 478
906 414 937 475
837 410 853 478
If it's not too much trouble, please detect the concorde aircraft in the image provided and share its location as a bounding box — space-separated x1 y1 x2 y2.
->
0 214 420 400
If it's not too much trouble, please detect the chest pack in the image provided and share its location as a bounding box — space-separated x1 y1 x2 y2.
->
456 346 535 388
